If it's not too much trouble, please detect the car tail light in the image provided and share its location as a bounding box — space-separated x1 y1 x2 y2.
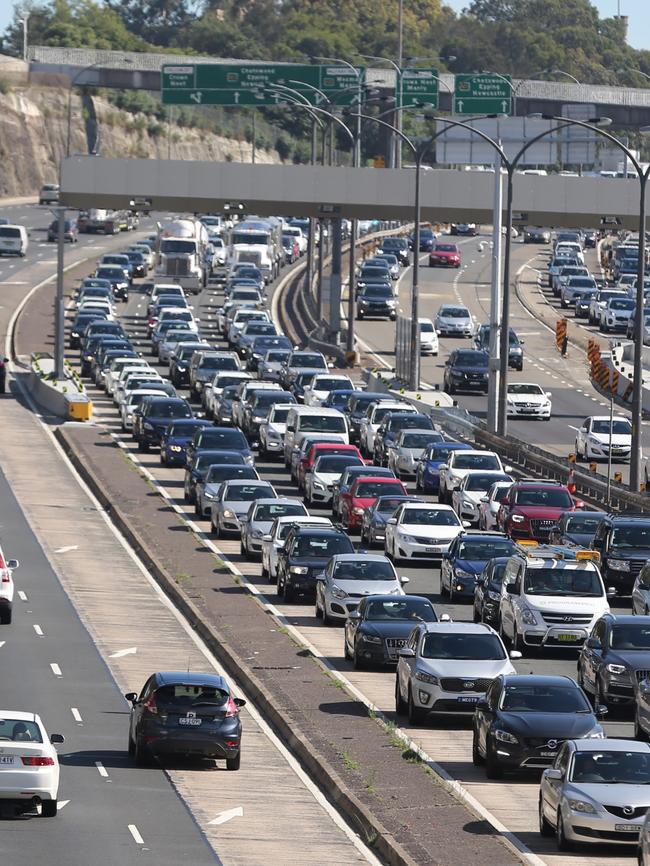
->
1 571 10 583
143 693 158 715
21 756 55 766
225 697 239 718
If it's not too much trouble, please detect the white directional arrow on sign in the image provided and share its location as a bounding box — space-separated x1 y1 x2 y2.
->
234 91 240 104
208 806 243 826
109 647 137 658
190 91 202 104
456 99 463 112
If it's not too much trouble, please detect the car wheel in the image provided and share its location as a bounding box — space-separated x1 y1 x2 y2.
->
0 606 12 625
395 678 407 715
353 650 366 670
408 686 426 725
472 604 480 624
635 708 649 741
322 605 333 626
41 799 58 817
556 811 573 851
212 519 220 538
315 595 323 618
471 730 485 766
512 624 524 654
284 583 295 603
134 736 153 767
138 440 149 453
594 677 606 711
485 742 503 779
539 796 553 837
226 752 241 771
128 733 135 756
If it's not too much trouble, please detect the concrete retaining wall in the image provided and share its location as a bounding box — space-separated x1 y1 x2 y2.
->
27 354 92 420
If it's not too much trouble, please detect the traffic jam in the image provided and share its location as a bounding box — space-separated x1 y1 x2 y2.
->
65 210 650 859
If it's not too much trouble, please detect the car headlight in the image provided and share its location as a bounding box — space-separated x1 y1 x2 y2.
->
169 445 182 452
223 509 236 519
568 800 596 814
455 569 474 580
609 559 630 571
361 634 382 644
487 590 501 602
607 663 627 675
204 491 217 500
414 671 439 685
353 507 365 516
511 514 526 523
143 422 154 431
400 534 417 543
245 455 255 466
521 607 537 625
290 566 309 575
586 727 605 738
331 585 347 599
313 480 325 490
494 729 518 744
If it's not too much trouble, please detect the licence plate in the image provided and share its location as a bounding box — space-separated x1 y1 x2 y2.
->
458 696 480 703
0 756 15 764
615 824 641 833
557 633 579 642
178 717 202 726
540 751 557 757
424 546 437 552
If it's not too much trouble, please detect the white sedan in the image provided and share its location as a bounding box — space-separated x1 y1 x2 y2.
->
419 318 439 355
506 383 552 420
0 549 18 624
478 481 513 530
0 712 64 816
384 502 467 562
575 415 632 462
305 453 364 507
303 374 354 407
451 471 513 526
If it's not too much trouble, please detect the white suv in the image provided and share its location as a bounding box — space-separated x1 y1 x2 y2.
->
438 449 508 504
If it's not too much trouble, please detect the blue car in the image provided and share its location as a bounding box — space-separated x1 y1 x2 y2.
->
322 389 358 411
160 418 213 467
440 532 519 601
415 442 473 493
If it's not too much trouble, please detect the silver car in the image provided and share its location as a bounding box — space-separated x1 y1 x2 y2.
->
395 622 519 723
261 516 332 581
259 403 293 458
195 464 260 517
239 498 308 558
257 349 292 381
387 429 441 478
210 480 277 537
314 553 408 624
434 304 475 338
539 739 650 850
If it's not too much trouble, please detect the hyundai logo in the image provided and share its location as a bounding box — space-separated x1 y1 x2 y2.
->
562 616 574 623
623 806 635 816
547 739 558 750
463 681 475 689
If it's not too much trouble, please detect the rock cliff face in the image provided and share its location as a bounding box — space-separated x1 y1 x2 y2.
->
0 86 279 196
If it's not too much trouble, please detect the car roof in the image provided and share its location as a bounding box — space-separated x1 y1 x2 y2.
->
403 502 454 511
274 516 331 525
331 553 393 563
568 739 650 753
155 671 228 690
253 497 299 506
501 674 578 687
353 476 403 485
601 614 650 625
0 710 38 722
224 479 273 488
421 621 495 634
398 428 439 437
457 532 511 541
292 526 347 536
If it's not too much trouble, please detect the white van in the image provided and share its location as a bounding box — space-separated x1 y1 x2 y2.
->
283 406 349 465
0 224 28 257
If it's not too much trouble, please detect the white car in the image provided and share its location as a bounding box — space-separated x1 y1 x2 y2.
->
315 554 407 624
0 712 64 816
575 415 632 462
105 359 148 396
259 403 294 459
261 516 332 581
359 401 415 456
478 481 513 530
438 449 508 504
451 470 513 526
0 549 18 624
419 318 439 355
204 371 252 419
116 371 163 407
387 429 440 478
506 383 552 420
384 502 467 561
303 374 354 407
305 453 365 507
110 363 152 400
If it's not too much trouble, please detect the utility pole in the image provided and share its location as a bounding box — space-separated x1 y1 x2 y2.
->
487 153 503 433
54 207 66 381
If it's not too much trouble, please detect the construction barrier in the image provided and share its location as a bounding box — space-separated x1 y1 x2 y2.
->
555 319 568 354
614 472 623 483
611 370 620 394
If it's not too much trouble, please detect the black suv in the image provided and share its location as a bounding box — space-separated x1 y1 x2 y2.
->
592 513 650 595
276 526 354 602
356 284 397 320
474 325 524 371
125 671 245 769
577 614 650 707
377 237 409 266
132 396 193 451
443 349 489 395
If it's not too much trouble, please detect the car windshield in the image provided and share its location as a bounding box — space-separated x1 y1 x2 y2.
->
313 378 352 392
266 351 290 363
291 354 324 367
301 416 346 433
401 432 437 448
254 392 289 408
373 405 408 423
611 525 650 548
563 515 602 533
523 567 603 597
254 502 304 520
421 632 506 660
434 244 458 252
226 485 272 502
150 401 191 418
610 299 635 310
365 599 437 621
195 452 245 469
570 751 650 784
389 416 433 431
269 408 290 423
360 267 388 277
220 385 239 400
0 719 43 742
403 508 460 526
333 560 395 581
245 324 275 335
441 307 469 318
591 419 632 435
294 536 351 557
363 286 393 298
458 540 516 559
500 685 591 713
465 474 510 492
199 430 247 449
376 496 409 513
453 454 500 470
214 375 246 389
206 465 255 483
420 321 435 333
609 624 650 650
455 351 488 367
355 481 402 497
316 455 363 472
508 384 543 396
167 422 205 437
201 356 238 370
514 488 573 507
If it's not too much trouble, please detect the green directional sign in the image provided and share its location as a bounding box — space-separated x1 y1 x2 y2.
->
162 63 364 107
454 74 512 115
399 67 439 109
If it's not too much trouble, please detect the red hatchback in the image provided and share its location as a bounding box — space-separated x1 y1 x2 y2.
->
298 443 366 491
340 476 408 531
497 480 582 540
429 243 461 268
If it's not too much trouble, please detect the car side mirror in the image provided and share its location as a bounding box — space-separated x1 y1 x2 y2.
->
347 611 361 620
462 521 471 528
6 559 18 569
398 647 415 658
606 587 617 598
585 636 602 649
544 768 563 782
315 573 326 581
262 534 272 542
387 518 397 525
596 704 608 719
234 697 246 708
504 465 513 473
546 392 552 398
399 576 410 584
505 581 517 595
479 496 489 503
438 463 448 471
509 650 522 659
476 699 490 712
124 692 138 703
440 613 451 622
50 733 65 744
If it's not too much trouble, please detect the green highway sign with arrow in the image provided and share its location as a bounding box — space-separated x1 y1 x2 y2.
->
398 67 439 109
454 74 512 115
162 63 364 106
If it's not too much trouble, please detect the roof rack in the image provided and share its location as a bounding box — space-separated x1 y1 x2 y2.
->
517 542 600 562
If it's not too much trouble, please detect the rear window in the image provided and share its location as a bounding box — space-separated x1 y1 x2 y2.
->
0 718 42 742
0 227 21 238
355 481 402 497
155 684 229 707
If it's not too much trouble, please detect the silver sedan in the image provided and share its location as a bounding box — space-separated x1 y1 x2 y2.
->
239 498 308 558
387 429 441 478
314 553 407 624
210 480 277 537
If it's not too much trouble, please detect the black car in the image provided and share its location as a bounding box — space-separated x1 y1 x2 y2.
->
276 526 354 602
80 320 126 352
548 511 603 548
124 250 147 278
47 218 78 243
373 412 437 466
443 349 489 395
356 284 397 320
159 418 213 467
289 368 325 403
474 325 524 371
473 556 510 626
183 450 251 503
186 426 252 467
344 595 439 668
125 671 245 769
132 396 193 451
523 227 551 244
243 390 295 441
81 333 128 376
592 513 650 595
472 674 604 778
169 342 210 388
577 614 650 708
377 237 409 266
247 335 293 372
69 311 108 349
345 392 399 444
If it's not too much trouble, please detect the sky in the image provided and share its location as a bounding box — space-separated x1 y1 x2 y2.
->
0 0 648 52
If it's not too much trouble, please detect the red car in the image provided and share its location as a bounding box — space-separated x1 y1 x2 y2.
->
497 480 583 540
339 476 408 531
429 243 461 268
297 443 367 491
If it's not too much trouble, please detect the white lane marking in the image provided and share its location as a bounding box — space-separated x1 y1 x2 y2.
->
17 590 27 601
128 825 144 845
33 624 44 636
208 806 244 826
71 707 82 723
109 646 137 658
0 281 28 285
95 761 109 778
0 641 5 649
58 800 70 810
54 545 79 554
50 663 62 677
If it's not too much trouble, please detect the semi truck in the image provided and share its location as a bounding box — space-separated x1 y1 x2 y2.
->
155 218 210 294
228 217 283 283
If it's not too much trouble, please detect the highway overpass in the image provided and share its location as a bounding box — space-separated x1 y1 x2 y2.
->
61 155 648 229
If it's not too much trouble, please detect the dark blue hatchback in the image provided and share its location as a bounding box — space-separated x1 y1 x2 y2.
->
160 418 213 467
